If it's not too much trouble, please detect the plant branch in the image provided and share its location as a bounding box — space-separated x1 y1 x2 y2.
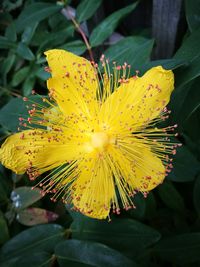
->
61 7 95 62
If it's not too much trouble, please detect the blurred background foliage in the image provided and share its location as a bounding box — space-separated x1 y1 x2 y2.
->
0 0 200 266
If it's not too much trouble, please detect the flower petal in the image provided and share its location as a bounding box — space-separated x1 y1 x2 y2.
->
72 154 114 219
0 130 83 175
44 49 98 117
132 148 165 191
99 66 174 132
109 144 165 192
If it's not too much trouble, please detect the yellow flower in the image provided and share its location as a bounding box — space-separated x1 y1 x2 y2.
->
0 49 176 219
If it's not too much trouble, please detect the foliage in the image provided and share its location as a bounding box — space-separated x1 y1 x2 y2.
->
0 0 200 266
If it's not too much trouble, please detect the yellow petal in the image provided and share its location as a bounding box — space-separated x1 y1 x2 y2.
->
132 148 165 191
72 154 114 219
44 49 98 117
109 144 165 192
99 66 174 132
0 130 83 175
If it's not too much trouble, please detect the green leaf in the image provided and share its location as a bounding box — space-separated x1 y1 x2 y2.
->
141 59 186 74
154 233 200 264
2 0 23 12
185 0 200 32
193 174 200 216
174 28 200 61
103 36 154 70
37 25 74 53
0 224 65 262
175 54 200 87
1 54 16 78
5 22 17 42
169 80 194 126
0 96 46 132
0 181 8 203
76 0 103 23
12 66 31 87
17 208 58 226
0 36 16 49
0 97 26 131
13 252 52 267
157 180 185 212
171 77 200 127
16 2 62 33
0 170 12 199
0 213 9 245
145 192 157 219
11 186 42 210
59 40 87 55
90 2 138 47
17 42 35 60
35 67 51 80
22 76 35 96
128 193 146 219
70 214 161 258
55 240 137 267
167 145 200 182
21 22 38 44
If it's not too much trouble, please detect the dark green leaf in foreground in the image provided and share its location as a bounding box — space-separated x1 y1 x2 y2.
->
0 224 65 262
16 252 52 267
154 233 200 264
167 145 200 182
0 252 52 267
157 181 185 212
16 2 62 32
90 2 138 47
55 239 137 267
0 212 9 245
11 186 42 210
185 0 200 32
103 36 154 70
193 174 200 216
0 172 9 203
128 193 146 219
76 0 102 23
71 213 161 258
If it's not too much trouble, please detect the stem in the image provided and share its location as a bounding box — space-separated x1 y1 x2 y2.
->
61 8 95 62
71 17 94 62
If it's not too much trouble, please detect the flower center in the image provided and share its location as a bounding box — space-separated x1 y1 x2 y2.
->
91 132 109 149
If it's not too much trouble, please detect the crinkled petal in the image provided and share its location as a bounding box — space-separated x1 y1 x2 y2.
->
44 49 98 117
132 148 165 191
99 66 174 132
71 154 114 219
109 145 165 192
0 130 83 175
